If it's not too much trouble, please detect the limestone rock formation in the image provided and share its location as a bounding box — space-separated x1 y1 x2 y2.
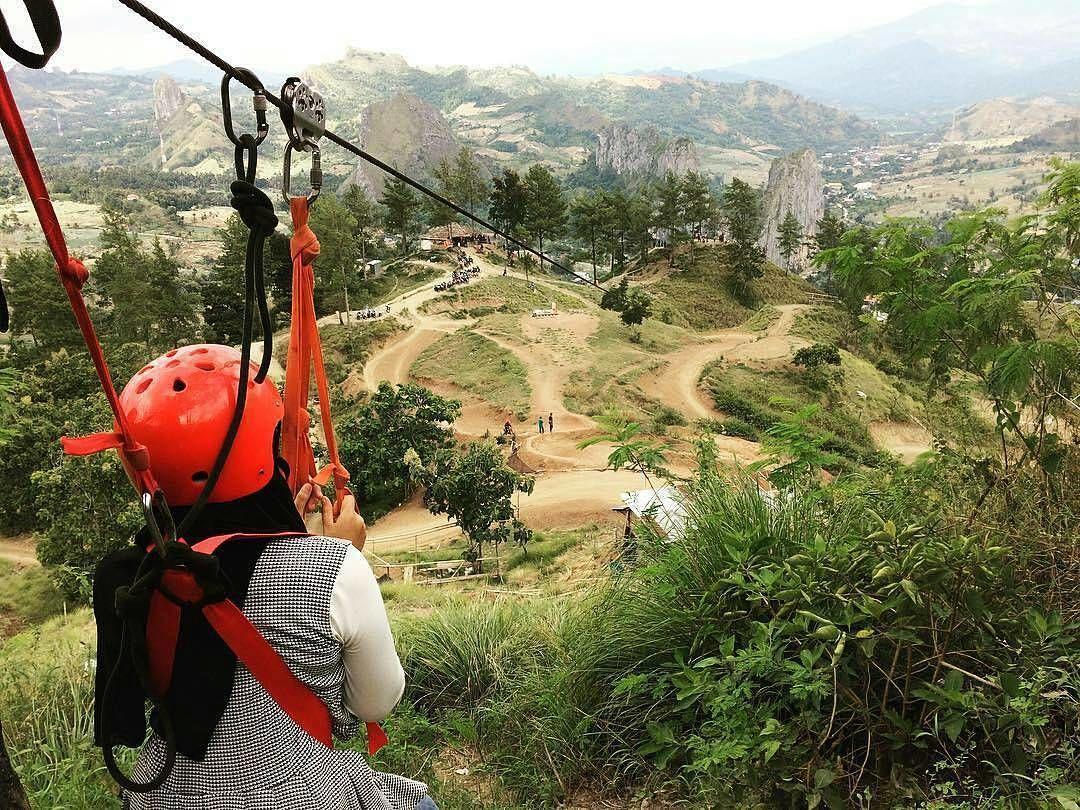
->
759 148 824 271
342 94 460 198
152 76 185 125
593 123 698 179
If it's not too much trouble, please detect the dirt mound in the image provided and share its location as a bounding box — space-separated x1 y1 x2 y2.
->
869 421 933 463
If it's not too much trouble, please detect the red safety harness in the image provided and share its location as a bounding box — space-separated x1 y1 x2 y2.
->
145 532 333 747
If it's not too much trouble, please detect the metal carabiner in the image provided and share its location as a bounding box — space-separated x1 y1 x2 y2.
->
282 140 322 205
141 489 176 558
221 68 269 183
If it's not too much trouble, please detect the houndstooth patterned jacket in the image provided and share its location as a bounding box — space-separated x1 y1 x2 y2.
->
124 535 429 810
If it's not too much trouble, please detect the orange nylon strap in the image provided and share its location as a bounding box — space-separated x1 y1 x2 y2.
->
282 197 350 513
0 63 155 495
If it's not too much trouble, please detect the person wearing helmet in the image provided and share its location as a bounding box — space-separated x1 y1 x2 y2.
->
92 344 435 809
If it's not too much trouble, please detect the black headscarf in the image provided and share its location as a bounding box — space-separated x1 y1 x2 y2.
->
93 467 307 761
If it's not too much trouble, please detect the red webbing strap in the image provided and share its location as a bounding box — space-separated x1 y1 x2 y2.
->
282 197 350 513
145 534 389 755
203 598 334 747
0 63 154 493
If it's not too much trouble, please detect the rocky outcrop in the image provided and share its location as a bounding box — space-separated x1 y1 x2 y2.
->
342 94 460 198
759 148 824 271
152 76 184 125
593 123 698 179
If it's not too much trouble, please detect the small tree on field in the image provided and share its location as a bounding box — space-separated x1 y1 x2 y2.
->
777 210 803 271
411 441 534 573
620 287 652 327
600 277 629 312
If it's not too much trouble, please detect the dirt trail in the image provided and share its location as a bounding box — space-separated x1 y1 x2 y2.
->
639 304 810 424
367 467 647 551
0 536 38 567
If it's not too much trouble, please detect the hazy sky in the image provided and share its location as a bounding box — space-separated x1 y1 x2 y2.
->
13 0 951 76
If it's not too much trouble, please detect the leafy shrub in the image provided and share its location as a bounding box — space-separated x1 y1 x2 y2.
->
650 405 687 433
708 385 778 432
793 343 841 369
566 478 1080 805
719 417 759 441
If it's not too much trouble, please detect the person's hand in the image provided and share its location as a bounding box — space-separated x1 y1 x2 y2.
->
293 482 322 517
321 492 366 551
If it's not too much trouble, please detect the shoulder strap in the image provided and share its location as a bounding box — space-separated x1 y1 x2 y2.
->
147 533 388 755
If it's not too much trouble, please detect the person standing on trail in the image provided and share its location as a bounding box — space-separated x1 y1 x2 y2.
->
538 416 545 434
93 345 435 810
548 413 554 433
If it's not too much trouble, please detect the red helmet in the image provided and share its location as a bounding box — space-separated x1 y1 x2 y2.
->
119 344 283 506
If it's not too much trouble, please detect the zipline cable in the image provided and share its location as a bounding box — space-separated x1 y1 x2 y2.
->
113 0 604 290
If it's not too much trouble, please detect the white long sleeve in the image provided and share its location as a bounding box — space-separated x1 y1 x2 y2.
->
328 545 405 722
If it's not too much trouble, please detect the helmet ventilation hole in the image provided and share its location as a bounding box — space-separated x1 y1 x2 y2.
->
191 347 209 355
191 470 209 483
172 378 187 392
136 378 153 394
138 365 154 375
196 361 215 371
166 359 181 368
165 349 178 358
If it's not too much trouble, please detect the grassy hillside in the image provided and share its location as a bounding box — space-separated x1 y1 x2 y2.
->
420 276 585 318
412 331 532 418
641 246 815 330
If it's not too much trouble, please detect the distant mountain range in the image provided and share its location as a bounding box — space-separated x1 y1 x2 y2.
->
7 50 877 192
658 1 1080 115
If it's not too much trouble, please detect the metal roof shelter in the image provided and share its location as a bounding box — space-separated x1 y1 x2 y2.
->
613 486 687 542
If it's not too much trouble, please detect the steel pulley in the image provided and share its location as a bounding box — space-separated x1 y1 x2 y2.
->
280 77 324 203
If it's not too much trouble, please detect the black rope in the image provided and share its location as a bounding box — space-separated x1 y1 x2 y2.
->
113 0 604 290
99 551 177 793
0 0 62 69
174 184 276 537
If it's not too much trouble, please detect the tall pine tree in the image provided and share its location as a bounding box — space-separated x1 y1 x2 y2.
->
721 178 766 299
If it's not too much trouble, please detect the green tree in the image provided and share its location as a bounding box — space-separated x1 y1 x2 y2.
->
428 158 459 241
818 166 1080 513
93 208 198 350
812 209 845 255
620 287 653 327
309 193 360 318
777 210 804 271
601 276 629 312
489 169 527 262
523 165 567 273
343 185 377 276
721 178 766 298
380 178 422 255
679 171 715 263
337 382 461 517
621 186 655 266
449 147 489 215
412 440 534 573
570 190 611 284
655 172 685 267
201 213 249 343
3 249 80 351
